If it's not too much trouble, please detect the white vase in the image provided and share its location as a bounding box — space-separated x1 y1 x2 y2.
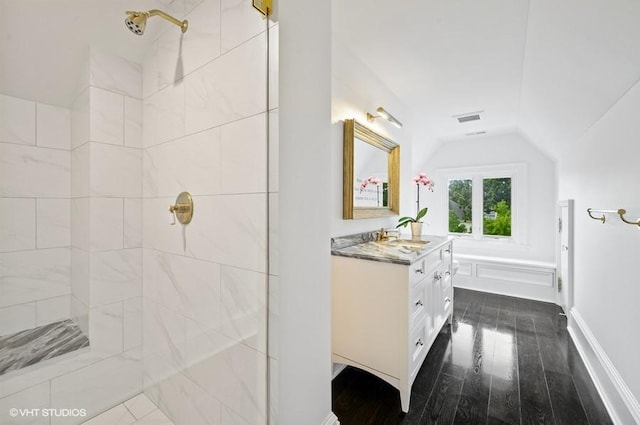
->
410 222 423 239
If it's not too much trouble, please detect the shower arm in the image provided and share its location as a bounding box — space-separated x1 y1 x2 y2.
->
148 9 187 32
126 9 188 33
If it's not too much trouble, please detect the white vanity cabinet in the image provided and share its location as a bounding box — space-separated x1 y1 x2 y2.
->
331 238 453 412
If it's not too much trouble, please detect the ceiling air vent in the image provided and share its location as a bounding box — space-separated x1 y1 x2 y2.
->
457 114 481 123
453 110 484 124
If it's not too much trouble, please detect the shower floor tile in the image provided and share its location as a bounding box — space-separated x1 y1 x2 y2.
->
0 319 89 376
82 394 175 425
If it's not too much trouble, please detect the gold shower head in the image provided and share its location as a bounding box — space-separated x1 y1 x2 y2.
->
125 9 188 35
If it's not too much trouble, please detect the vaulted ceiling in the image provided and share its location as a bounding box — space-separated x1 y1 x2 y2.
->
334 0 640 160
0 0 171 107
2 0 640 162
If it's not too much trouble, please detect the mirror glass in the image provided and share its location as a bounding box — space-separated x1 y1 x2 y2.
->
343 119 400 219
353 140 388 207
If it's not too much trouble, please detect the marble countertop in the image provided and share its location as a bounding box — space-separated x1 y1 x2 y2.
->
331 232 451 265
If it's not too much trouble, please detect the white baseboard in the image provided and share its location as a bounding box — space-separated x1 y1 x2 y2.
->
454 277 556 303
320 412 340 425
568 308 640 425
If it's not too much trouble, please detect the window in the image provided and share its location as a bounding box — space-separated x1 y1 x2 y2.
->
441 164 525 242
448 179 472 234
482 177 511 237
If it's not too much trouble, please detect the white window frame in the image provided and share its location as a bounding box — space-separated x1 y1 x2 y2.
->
438 163 528 245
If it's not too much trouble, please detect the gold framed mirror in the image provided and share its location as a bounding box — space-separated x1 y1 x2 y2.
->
343 119 400 219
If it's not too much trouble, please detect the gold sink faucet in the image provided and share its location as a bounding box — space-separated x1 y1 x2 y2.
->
376 228 389 242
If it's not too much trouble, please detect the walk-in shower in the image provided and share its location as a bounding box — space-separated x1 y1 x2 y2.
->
1 1 276 424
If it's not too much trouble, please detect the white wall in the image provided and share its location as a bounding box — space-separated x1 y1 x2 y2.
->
0 94 71 335
331 39 414 238
280 4 411 422
558 79 640 423
278 0 334 423
420 131 557 262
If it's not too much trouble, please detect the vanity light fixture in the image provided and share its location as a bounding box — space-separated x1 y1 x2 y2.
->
366 107 403 128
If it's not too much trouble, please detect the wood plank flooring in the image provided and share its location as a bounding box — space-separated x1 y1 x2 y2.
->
331 288 613 425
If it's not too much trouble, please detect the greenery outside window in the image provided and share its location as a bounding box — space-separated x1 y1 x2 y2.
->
482 177 511 236
442 164 526 242
448 179 472 234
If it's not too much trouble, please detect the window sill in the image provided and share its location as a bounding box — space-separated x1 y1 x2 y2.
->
448 233 515 242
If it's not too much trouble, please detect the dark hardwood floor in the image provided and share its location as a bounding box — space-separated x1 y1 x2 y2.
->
332 288 613 425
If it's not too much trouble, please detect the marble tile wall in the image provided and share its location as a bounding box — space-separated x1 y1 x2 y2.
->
70 47 143 348
140 0 278 424
0 47 148 425
71 85 91 333
1 48 144 425
0 93 72 335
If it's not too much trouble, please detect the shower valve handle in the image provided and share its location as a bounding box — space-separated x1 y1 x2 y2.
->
168 204 189 225
168 192 194 225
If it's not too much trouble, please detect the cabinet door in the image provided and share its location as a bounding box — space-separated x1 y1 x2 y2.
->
443 242 452 262
423 280 434 340
442 265 453 314
410 318 429 378
431 269 444 331
410 278 427 325
442 243 453 316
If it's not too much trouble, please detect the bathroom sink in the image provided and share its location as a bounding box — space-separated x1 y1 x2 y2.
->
383 239 430 251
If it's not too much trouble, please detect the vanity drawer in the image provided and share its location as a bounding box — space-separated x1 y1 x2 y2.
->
442 265 452 285
410 250 443 285
442 275 452 296
443 279 452 305
442 242 452 261
424 248 443 273
409 258 427 285
443 293 453 315
410 321 428 376
409 280 427 325
442 271 453 315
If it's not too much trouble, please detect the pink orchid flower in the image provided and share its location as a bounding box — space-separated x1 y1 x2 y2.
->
360 176 382 192
413 173 435 191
